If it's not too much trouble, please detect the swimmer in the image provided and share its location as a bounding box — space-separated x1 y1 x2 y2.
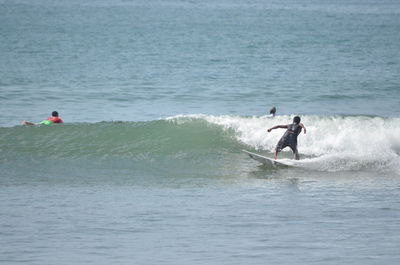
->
267 116 306 160
21 111 63 125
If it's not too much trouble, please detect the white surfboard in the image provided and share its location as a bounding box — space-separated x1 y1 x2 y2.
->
243 150 292 167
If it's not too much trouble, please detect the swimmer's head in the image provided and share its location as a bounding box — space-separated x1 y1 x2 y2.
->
52 111 59 117
293 116 301 124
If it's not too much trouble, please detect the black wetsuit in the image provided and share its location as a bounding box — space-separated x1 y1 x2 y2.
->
276 123 302 153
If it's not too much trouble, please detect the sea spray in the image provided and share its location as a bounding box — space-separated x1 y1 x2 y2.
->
169 114 400 172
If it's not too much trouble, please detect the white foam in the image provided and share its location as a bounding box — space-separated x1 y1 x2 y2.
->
167 114 400 173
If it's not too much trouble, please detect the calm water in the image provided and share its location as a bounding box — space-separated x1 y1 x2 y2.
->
1 0 400 125
1 0 400 264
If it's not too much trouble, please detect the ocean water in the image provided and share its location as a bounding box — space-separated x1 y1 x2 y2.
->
1 0 400 264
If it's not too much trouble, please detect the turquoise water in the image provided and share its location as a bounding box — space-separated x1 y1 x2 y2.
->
1 0 400 264
1 0 399 125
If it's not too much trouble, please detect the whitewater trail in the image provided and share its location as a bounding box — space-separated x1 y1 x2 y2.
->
170 114 400 173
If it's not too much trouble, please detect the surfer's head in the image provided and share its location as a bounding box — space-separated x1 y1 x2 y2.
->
52 111 59 117
269 106 276 115
293 116 301 124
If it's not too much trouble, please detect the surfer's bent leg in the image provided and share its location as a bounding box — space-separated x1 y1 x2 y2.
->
289 145 300 160
294 149 300 160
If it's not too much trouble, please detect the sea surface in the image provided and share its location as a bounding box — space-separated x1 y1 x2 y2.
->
1 0 400 264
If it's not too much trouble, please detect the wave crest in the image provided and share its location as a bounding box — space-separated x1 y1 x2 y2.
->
2 114 399 173
168 114 400 172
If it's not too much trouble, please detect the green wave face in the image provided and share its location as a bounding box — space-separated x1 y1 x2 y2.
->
0 118 249 185
0 119 241 160
1 115 400 185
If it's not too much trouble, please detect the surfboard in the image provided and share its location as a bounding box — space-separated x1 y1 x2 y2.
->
243 150 291 167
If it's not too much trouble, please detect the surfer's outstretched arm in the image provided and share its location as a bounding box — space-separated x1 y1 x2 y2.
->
267 125 287 132
299 123 307 134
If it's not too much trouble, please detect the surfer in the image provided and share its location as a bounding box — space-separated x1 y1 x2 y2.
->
21 111 63 125
267 116 306 160
269 106 276 117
